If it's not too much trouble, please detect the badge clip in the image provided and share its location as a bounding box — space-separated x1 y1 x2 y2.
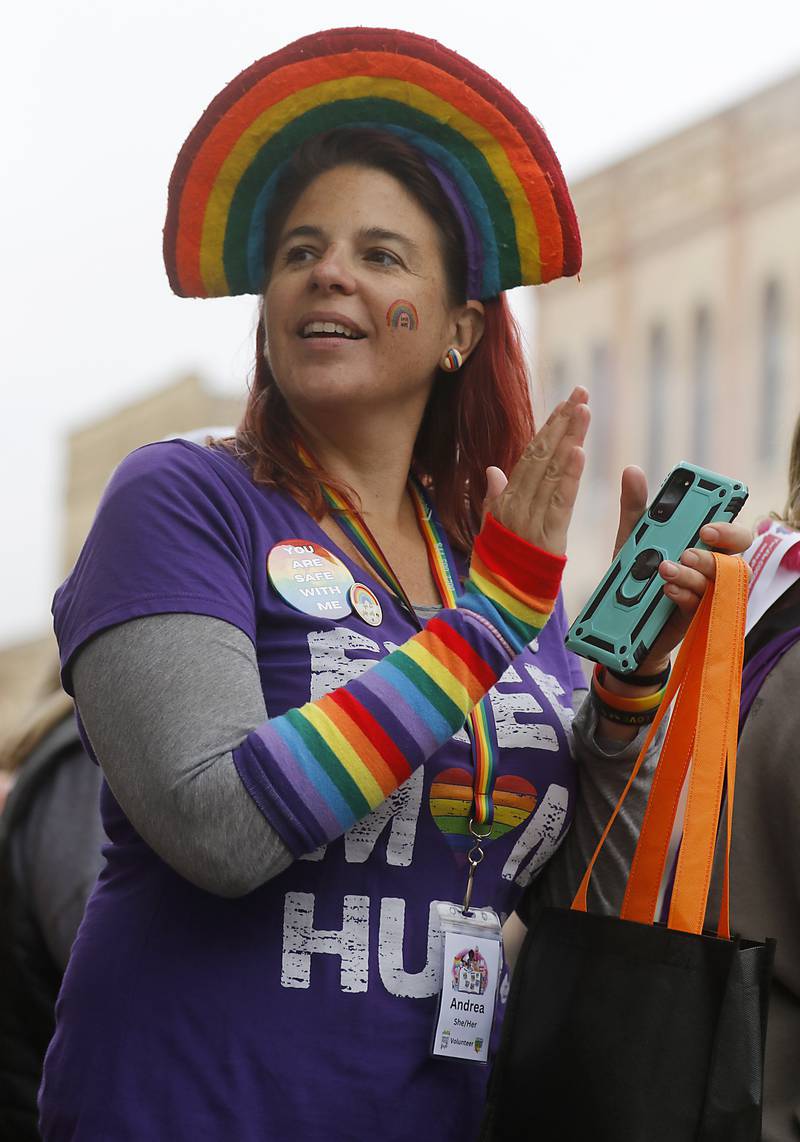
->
461 818 493 916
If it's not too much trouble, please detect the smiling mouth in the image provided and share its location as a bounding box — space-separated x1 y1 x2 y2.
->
300 321 366 340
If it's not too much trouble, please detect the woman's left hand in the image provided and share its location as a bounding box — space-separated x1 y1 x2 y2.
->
613 466 753 673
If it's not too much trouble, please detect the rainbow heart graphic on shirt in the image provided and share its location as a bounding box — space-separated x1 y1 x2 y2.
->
429 767 537 856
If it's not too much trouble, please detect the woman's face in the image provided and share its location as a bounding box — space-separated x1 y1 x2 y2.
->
264 164 478 426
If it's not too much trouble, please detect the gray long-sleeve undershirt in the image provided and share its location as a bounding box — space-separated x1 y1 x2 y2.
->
73 614 292 898
72 613 660 901
533 695 664 915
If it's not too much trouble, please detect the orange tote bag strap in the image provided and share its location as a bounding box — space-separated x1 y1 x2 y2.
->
572 555 748 932
667 554 747 935
571 620 698 915
619 599 710 925
715 671 741 937
623 554 747 932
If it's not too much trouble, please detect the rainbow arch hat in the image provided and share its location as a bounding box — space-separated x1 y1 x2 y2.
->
163 27 581 301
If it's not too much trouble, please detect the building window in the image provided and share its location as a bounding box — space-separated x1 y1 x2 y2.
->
760 279 783 461
691 306 713 465
647 323 668 481
588 341 613 479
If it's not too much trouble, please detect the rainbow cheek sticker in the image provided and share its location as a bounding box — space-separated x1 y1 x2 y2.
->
267 540 354 619
386 299 419 331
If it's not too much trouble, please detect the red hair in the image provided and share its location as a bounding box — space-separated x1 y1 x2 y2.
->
224 129 535 552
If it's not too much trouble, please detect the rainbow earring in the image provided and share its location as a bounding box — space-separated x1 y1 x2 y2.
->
441 348 464 373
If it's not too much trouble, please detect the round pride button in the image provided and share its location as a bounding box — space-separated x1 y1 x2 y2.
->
267 539 354 619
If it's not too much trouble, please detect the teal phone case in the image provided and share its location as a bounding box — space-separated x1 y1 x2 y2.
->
564 463 748 673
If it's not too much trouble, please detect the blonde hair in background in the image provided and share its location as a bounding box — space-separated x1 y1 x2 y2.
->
781 413 800 531
0 661 73 776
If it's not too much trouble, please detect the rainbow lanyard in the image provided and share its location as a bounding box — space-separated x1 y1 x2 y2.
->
296 442 498 831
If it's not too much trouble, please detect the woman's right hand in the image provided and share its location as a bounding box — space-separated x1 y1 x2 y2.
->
483 387 590 557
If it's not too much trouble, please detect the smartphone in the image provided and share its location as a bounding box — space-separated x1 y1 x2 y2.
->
565 463 749 673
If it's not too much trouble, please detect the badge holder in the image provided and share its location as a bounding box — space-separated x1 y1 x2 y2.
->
431 820 503 1065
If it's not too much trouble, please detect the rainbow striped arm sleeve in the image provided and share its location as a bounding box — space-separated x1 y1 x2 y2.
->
233 514 565 856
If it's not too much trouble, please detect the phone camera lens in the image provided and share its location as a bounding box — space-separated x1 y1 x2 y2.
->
649 466 693 522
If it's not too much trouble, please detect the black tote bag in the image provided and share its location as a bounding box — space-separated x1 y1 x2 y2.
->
482 555 775 1142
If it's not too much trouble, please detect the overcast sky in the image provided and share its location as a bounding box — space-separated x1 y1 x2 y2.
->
2 0 799 648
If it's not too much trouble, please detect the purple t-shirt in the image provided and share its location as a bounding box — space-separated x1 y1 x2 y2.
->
44 441 584 1142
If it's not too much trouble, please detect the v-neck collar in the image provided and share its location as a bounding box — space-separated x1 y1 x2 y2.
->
270 484 456 630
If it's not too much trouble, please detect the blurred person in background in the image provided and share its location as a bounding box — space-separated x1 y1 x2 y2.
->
0 423 235 1142
0 663 104 1142
734 413 800 1142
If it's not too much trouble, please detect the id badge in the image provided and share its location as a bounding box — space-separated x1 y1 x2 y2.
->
431 901 503 1064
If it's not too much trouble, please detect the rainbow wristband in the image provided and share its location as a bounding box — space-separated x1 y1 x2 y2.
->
463 513 565 654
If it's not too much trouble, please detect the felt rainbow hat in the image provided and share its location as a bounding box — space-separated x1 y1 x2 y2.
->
163 27 581 300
